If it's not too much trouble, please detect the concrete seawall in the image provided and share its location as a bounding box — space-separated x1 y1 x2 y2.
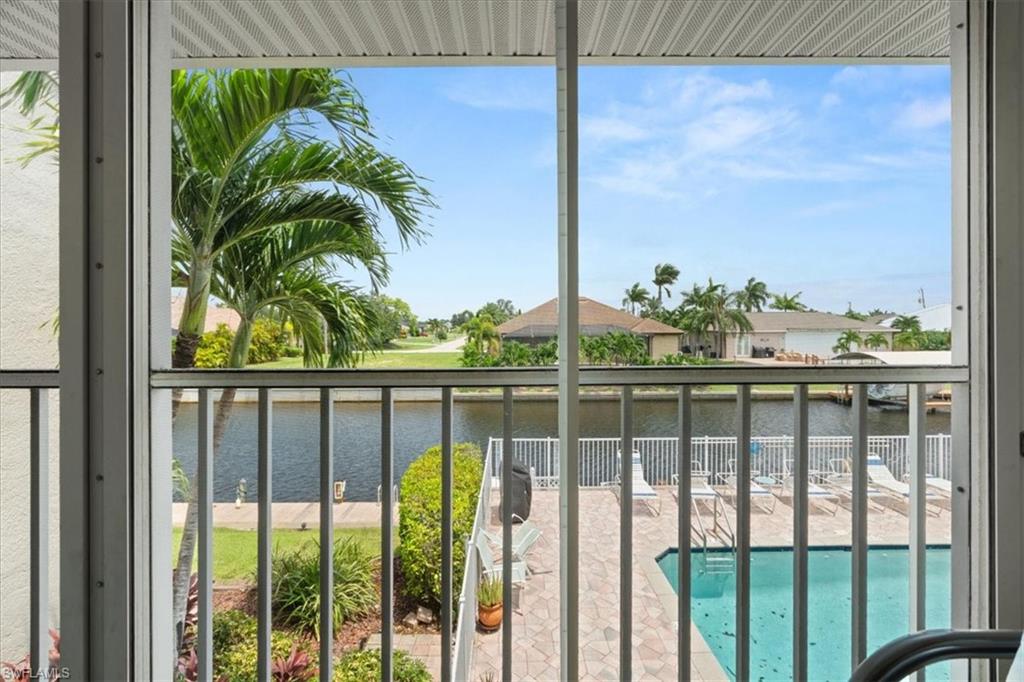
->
172 388 835 403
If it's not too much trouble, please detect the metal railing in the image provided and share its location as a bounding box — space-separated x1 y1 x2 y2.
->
0 370 59 678
489 433 954 488
452 433 495 680
5 364 969 682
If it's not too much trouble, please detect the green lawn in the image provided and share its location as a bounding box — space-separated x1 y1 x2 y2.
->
172 527 381 583
387 336 445 349
255 351 462 369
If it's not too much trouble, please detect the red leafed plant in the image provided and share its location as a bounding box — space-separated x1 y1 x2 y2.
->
271 644 317 682
0 629 61 681
175 648 228 682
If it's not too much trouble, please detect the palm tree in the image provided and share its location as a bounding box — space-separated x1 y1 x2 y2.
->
652 263 680 302
0 71 60 166
622 283 651 315
890 314 924 350
734 277 770 312
679 279 752 358
832 330 863 354
770 291 807 311
463 314 501 355
864 332 889 350
170 69 431 372
168 69 431 647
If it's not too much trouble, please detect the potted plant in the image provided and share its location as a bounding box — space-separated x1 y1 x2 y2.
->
477 576 503 632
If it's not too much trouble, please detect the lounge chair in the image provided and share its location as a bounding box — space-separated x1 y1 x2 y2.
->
925 476 953 495
671 471 733 546
483 514 543 568
724 458 777 513
824 459 888 510
866 455 943 515
776 459 839 515
474 532 527 584
605 451 661 516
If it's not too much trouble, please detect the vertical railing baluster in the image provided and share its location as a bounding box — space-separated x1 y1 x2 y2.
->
441 387 454 682
620 386 634 680
257 388 272 681
736 385 752 681
793 385 810 681
319 388 334 682
197 388 214 681
501 386 514 682
677 386 692 682
30 388 48 675
909 383 928 664
851 384 869 670
381 388 395 682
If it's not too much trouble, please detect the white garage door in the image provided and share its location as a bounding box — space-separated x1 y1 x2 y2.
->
784 330 843 357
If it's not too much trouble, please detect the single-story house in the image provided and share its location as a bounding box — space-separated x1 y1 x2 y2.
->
496 297 683 360
723 311 896 360
170 293 241 335
879 303 952 331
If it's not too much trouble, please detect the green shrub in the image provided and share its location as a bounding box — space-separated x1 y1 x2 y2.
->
271 537 377 638
214 627 316 682
657 353 713 366
194 324 234 368
211 609 256 652
333 649 430 682
247 318 287 364
398 443 483 609
282 345 303 358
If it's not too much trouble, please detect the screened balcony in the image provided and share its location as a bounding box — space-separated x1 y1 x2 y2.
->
1 1 1022 681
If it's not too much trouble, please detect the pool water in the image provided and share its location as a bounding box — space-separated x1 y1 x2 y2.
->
656 547 951 681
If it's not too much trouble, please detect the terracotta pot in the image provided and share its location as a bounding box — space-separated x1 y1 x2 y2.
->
478 603 503 631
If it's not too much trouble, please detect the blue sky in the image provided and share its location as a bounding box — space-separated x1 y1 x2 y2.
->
338 64 951 319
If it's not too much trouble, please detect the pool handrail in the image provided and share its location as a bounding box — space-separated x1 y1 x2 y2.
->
849 628 1022 682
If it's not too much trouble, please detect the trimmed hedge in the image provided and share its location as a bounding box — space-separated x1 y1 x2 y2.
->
333 649 430 682
397 442 483 609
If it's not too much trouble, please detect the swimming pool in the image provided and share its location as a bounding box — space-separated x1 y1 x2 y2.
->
656 546 951 681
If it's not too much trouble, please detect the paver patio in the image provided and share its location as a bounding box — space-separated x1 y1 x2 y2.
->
470 486 951 681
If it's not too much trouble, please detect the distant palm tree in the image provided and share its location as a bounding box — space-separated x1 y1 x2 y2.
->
770 291 807 311
679 278 752 358
622 283 651 315
890 314 922 333
832 330 863 354
464 314 501 355
890 314 924 350
653 263 680 302
735 277 770 312
864 332 889 350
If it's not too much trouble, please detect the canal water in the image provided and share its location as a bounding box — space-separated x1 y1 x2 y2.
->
170 395 951 502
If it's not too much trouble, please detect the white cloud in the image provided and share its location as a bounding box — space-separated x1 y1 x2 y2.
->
588 157 685 200
820 92 841 109
893 96 951 130
673 73 773 109
580 116 651 143
443 80 551 113
684 106 793 155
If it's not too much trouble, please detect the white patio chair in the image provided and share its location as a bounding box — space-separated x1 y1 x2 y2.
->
725 458 777 513
474 531 527 584
483 514 543 568
604 451 661 516
866 455 943 515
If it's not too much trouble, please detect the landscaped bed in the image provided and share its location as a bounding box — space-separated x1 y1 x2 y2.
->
172 441 483 681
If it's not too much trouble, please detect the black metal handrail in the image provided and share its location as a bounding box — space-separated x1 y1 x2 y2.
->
850 629 1022 682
